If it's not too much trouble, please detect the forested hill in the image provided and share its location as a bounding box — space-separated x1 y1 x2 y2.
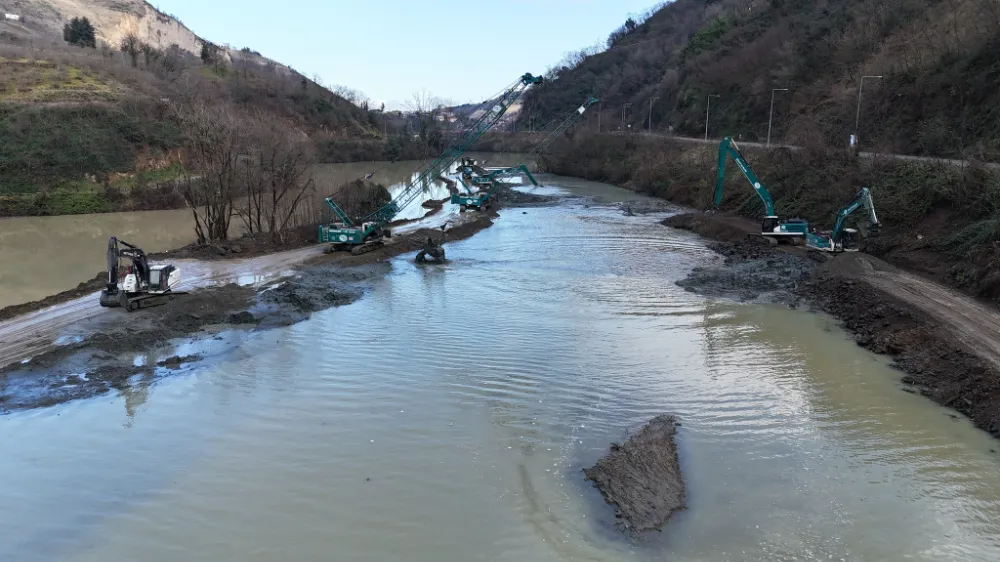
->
520 0 1000 160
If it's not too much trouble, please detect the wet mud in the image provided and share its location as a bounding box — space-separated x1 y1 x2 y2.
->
0 265 383 413
676 239 813 307
584 415 685 535
666 211 1000 438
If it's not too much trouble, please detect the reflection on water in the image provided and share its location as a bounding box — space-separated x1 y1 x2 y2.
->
2 180 1000 561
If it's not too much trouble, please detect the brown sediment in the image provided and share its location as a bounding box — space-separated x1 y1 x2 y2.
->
584 415 685 535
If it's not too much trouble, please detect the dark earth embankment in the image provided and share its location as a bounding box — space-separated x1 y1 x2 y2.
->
666 211 1000 438
584 415 685 535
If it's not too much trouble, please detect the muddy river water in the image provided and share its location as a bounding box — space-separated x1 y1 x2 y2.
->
4 175 1000 560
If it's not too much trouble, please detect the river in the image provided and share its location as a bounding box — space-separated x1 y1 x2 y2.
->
3 177 1000 561
0 153 528 309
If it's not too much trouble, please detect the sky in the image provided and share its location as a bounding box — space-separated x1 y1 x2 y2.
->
153 0 657 108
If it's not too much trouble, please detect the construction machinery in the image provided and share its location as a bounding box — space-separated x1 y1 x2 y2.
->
414 226 448 264
320 73 542 254
806 187 880 253
99 237 183 311
451 96 599 211
715 136 808 240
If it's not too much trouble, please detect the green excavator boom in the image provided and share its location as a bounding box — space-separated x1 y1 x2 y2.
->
715 136 777 217
321 72 541 246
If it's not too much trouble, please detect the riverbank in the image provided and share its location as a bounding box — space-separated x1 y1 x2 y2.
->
666 212 1000 438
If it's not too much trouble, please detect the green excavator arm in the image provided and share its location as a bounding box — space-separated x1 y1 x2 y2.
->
715 136 777 217
832 187 880 241
485 96 599 187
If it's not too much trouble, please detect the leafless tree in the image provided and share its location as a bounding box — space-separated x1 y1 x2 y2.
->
236 114 317 243
120 33 141 67
175 103 249 243
407 89 438 115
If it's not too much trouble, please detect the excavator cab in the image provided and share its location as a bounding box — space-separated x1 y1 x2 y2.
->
839 228 861 252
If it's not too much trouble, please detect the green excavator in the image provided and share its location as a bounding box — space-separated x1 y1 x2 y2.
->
806 187 880 253
319 73 542 254
714 136 808 240
452 96 599 211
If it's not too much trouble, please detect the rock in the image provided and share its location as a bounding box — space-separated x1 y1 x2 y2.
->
230 245 243 254
583 415 685 535
210 244 228 256
156 354 201 369
228 311 257 324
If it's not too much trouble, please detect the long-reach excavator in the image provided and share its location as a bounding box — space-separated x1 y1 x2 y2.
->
806 187 880 253
452 96 599 211
99 237 183 311
714 136 808 240
320 73 542 254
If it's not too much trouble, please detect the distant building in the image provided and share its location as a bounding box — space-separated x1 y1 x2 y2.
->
4 13 21 21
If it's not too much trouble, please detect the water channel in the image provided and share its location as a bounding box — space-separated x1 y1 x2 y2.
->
2 176 1000 561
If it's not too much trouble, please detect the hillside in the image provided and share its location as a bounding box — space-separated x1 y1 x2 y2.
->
0 0 439 216
521 0 1000 160
1 0 277 67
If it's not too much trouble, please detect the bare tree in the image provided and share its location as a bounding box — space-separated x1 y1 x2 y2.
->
407 89 437 115
236 114 317 242
120 33 141 67
175 103 250 243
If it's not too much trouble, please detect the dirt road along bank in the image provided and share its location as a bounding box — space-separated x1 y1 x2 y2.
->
584 415 685 535
665 212 1000 437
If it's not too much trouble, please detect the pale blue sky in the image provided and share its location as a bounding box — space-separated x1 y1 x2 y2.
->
154 0 656 108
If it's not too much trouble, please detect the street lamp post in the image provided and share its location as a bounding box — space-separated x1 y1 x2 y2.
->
854 75 883 148
648 97 658 133
767 88 788 148
622 103 632 134
704 94 720 141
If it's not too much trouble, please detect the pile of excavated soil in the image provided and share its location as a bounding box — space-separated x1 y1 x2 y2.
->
676 239 814 307
663 212 758 243
496 186 557 207
584 415 685 535
151 223 320 261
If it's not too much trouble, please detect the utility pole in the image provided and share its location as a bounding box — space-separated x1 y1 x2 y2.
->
704 94 719 141
597 100 602 133
854 75 883 149
767 88 788 148
648 97 658 133
622 103 632 134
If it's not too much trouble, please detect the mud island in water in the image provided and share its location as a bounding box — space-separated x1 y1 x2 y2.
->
584 415 685 535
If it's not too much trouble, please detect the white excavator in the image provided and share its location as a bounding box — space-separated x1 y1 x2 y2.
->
99 237 183 311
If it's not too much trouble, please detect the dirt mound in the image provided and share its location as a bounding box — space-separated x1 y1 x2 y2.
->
584 415 685 535
495 185 557 207
663 212 757 243
152 223 319 261
677 239 813 306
